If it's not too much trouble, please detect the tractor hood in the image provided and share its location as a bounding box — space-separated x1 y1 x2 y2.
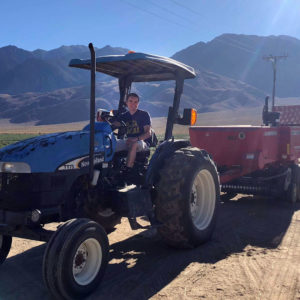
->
0 123 115 173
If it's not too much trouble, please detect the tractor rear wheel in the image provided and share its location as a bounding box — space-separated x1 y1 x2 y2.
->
43 218 109 300
154 147 220 248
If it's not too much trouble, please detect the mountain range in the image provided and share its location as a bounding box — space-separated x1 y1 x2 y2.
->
0 34 299 124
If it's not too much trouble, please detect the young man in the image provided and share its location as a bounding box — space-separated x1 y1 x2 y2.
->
114 93 151 170
97 93 151 181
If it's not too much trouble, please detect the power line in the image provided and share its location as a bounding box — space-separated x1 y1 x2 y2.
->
147 0 198 25
169 0 203 16
121 0 193 31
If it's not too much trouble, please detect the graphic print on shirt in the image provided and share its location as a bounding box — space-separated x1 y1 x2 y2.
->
126 120 140 135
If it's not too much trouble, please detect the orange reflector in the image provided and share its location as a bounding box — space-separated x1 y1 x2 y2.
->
128 50 135 54
191 108 197 125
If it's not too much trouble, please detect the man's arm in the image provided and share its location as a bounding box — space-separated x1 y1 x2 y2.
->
126 125 151 145
138 125 151 141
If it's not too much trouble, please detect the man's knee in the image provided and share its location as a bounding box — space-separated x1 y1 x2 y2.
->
136 140 149 152
115 139 127 152
128 141 138 151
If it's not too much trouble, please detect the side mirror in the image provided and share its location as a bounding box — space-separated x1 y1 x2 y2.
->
176 108 197 126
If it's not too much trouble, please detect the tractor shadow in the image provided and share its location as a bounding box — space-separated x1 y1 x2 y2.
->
89 195 299 299
0 195 298 300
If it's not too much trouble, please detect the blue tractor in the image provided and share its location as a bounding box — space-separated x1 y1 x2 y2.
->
0 44 219 299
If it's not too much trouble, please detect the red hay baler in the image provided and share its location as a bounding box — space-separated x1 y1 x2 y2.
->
189 97 300 203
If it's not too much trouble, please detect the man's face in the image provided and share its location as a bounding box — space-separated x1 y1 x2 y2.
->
126 96 139 113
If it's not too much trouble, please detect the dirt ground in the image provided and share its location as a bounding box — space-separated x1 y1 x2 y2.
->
0 195 299 300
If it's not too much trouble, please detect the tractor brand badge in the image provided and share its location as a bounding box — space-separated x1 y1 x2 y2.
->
58 154 104 171
238 132 246 140
78 154 104 168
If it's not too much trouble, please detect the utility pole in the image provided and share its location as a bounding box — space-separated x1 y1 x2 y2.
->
263 54 287 108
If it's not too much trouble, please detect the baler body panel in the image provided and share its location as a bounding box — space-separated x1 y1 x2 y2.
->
189 125 300 184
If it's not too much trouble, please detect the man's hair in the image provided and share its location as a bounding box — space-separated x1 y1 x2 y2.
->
126 92 139 102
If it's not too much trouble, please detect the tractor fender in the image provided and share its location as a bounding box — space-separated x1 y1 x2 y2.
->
145 139 191 186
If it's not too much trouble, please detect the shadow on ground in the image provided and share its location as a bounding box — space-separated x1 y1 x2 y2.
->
0 196 298 300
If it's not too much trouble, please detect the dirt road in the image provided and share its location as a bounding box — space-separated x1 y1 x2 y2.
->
0 196 299 300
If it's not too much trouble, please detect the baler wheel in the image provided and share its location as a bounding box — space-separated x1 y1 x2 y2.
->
295 165 300 203
285 165 300 204
0 235 12 265
154 147 220 248
286 182 297 204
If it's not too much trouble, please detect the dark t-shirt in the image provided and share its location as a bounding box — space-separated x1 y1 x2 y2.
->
117 109 151 144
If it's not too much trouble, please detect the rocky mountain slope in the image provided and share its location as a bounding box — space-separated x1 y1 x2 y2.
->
0 45 128 94
173 34 300 97
2 34 298 124
0 69 264 125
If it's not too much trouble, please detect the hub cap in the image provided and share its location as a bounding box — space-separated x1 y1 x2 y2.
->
190 169 216 230
72 238 102 285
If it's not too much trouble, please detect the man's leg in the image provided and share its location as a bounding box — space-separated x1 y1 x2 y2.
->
126 141 138 168
126 140 148 167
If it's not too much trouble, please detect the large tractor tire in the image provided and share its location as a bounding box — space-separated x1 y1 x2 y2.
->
154 147 220 248
0 235 12 265
43 218 109 300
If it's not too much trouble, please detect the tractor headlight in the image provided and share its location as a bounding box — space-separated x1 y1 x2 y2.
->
0 162 31 173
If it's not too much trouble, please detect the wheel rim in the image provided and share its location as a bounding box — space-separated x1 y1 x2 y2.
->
72 238 102 286
190 169 216 230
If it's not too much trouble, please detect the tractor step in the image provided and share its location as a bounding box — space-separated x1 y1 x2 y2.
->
113 185 153 219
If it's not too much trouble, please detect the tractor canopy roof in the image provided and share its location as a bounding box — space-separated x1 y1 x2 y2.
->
69 52 196 82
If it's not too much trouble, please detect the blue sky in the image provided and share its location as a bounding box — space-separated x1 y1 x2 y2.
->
1 0 300 56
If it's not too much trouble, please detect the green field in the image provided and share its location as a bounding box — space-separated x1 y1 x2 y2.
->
0 134 37 148
0 133 189 150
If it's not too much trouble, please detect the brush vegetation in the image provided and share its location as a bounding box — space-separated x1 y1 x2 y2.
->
0 134 37 148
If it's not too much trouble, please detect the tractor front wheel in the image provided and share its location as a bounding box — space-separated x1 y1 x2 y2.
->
154 147 220 248
43 218 109 299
